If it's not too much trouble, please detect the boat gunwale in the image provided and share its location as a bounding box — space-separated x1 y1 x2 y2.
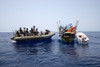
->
11 32 55 41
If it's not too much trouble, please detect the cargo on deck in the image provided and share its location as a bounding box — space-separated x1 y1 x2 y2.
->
57 21 78 42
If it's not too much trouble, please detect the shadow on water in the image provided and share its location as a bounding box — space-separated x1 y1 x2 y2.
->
57 39 89 57
76 40 89 48
58 39 75 45
15 38 53 44
12 39 53 55
57 39 78 57
12 38 89 57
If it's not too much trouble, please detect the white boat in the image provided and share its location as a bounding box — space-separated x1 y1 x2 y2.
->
11 32 55 42
76 32 89 44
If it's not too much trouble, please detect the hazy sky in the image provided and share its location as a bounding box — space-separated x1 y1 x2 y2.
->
0 0 100 32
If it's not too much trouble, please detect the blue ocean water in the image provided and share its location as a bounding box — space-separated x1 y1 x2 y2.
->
0 32 100 67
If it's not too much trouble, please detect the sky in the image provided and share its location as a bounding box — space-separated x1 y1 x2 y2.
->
0 0 100 32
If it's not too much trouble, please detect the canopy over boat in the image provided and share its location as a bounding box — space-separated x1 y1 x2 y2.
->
11 32 55 42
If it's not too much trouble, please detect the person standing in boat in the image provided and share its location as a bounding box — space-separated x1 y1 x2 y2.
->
40 31 43 36
45 29 50 35
15 31 21 37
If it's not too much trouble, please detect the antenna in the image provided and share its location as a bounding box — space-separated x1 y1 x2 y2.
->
63 22 65 27
76 20 79 29
12 30 15 35
57 21 59 28
59 20 61 26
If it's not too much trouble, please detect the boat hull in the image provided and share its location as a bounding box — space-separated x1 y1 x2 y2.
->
11 32 55 42
76 32 89 44
61 36 75 42
61 38 74 42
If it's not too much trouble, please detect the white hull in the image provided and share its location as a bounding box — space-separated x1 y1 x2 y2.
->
76 32 89 44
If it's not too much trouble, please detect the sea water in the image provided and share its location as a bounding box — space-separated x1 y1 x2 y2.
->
0 32 100 67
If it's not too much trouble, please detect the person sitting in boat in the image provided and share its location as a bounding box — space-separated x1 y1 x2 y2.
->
33 26 35 34
19 27 23 36
33 26 35 31
26 28 29 36
23 27 26 36
15 31 21 37
29 28 34 36
34 28 39 36
45 29 50 35
30 26 35 36
40 31 43 36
